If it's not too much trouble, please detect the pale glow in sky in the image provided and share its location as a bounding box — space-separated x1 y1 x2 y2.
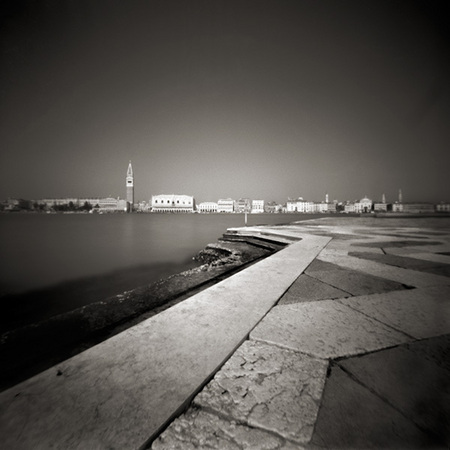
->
1 0 449 203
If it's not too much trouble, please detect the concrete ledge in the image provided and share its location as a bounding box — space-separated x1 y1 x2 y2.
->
0 233 330 450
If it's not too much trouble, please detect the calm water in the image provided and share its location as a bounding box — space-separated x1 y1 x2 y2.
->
0 212 321 297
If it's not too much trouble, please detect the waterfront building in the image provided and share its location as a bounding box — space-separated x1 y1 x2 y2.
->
217 198 235 213
344 201 357 213
39 197 127 212
251 200 264 213
392 202 402 212
151 194 195 212
137 201 151 212
392 202 435 213
286 198 299 212
235 198 252 213
436 202 450 212
287 198 318 213
265 201 282 213
314 202 329 213
355 196 373 213
327 201 337 213
97 197 128 212
197 202 218 213
126 161 134 212
374 202 388 212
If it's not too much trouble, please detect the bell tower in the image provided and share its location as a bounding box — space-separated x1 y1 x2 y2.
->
126 161 134 211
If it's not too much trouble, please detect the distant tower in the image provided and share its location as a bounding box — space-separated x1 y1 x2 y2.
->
126 161 134 211
325 193 329 203
382 193 386 204
398 189 402 203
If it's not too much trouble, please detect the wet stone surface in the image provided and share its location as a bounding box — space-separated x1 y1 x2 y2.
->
193 340 328 444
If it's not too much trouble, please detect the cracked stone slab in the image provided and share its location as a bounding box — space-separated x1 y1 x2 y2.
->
250 301 411 359
306 266 407 296
338 341 450 443
151 408 304 450
278 274 348 304
309 365 441 449
194 340 328 444
339 285 450 339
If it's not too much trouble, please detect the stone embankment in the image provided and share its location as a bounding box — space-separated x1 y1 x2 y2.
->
0 233 286 391
0 216 449 449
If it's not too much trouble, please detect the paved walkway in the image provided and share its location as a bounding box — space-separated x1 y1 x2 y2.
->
1 217 449 449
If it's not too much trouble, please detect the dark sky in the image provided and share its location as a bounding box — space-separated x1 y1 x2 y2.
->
1 0 449 204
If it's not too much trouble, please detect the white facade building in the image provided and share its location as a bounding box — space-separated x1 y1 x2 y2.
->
217 198 235 213
151 194 195 212
251 199 264 213
437 202 450 212
197 202 218 213
355 196 373 213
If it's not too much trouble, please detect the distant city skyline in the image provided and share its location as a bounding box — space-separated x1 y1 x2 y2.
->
1 1 449 204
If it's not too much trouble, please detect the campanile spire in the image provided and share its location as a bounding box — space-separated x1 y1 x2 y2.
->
126 161 134 211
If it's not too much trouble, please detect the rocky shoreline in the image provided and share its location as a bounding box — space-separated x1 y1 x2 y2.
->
0 233 286 391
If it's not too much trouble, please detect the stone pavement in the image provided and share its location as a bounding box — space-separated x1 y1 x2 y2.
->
0 217 449 449
152 218 450 449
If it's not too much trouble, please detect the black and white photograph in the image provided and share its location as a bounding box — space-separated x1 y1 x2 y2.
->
0 1 449 448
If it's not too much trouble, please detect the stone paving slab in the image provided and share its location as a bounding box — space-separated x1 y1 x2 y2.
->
151 407 304 450
309 364 441 449
386 250 450 264
317 252 450 287
250 301 411 359
278 274 348 304
348 251 450 277
304 258 343 273
339 285 450 339
338 340 450 443
193 340 328 444
352 240 444 248
382 246 429 255
0 233 330 450
403 334 450 372
306 266 407 296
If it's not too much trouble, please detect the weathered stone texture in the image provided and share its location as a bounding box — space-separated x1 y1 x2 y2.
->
194 340 328 444
251 301 411 359
339 285 450 339
151 408 304 450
